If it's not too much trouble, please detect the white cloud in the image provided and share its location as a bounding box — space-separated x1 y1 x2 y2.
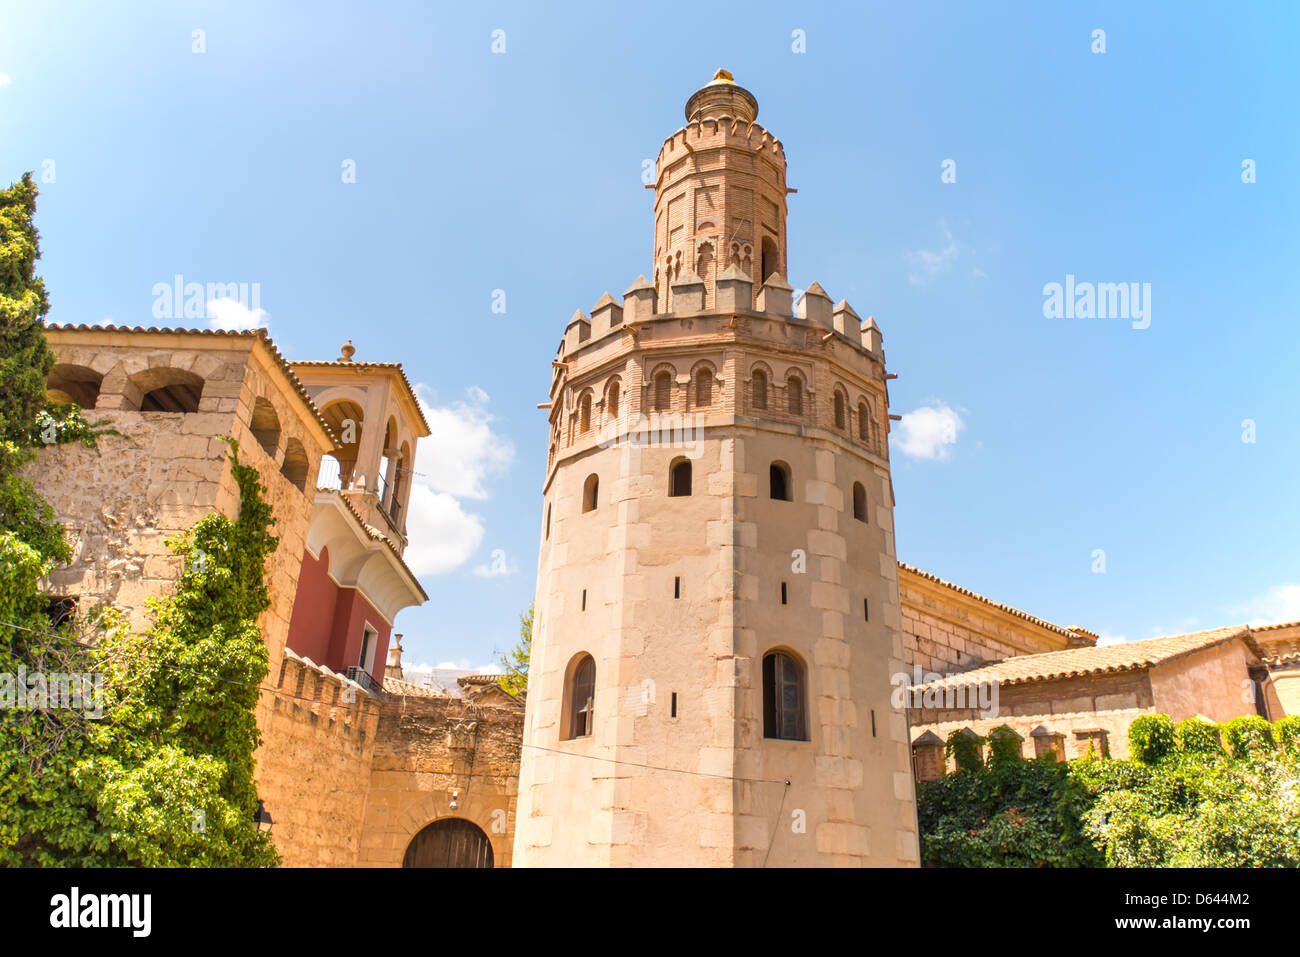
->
401 485 484 577
207 297 269 331
0 73 11 86
415 385 514 500
971 266 988 279
399 386 516 578
1096 630 1129 646
1234 584 1300 627
904 221 959 286
434 659 504 673
895 401 964 461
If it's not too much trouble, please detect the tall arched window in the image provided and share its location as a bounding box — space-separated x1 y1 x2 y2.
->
566 654 596 740
786 373 802 415
654 371 672 412
695 368 713 407
607 381 620 421
852 482 867 522
582 474 599 513
833 389 846 430
579 394 592 434
858 401 870 442
763 651 807 741
770 461 792 502
752 370 768 410
669 457 692 497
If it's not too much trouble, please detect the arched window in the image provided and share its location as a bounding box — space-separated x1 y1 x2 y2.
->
579 393 592 434
669 457 692 497
607 381 620 421
763 651 807 740
769 461 792 502
566 654 596 740
858 401 870 442
833 389 846 430
761 237 779 283
752 370 768 410
852 481 867 522
250 397 281 458
131 368 204 413
45 364 102 409
281 438 309 492
654 371 672 412
695 367 713 407
582 474 599 513
786 373 802 415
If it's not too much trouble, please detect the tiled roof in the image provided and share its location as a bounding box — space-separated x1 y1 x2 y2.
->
382 676 449 698
290 358 431 435
911 625 1259 690
43 323 337 443
1253 620 1300 633
898 561 1093 644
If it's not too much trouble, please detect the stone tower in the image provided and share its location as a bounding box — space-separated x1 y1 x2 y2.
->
513 71 920 867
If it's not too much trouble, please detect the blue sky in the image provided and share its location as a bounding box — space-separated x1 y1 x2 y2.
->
3 1 1298 668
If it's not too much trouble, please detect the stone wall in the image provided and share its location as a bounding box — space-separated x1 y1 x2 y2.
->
254 651 382 866
898 564 1084 678
356 694 524 867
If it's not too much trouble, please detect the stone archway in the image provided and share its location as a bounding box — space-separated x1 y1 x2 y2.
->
401 818 494 868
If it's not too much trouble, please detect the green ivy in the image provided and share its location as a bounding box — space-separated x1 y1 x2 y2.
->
1128 714 1176 765
919 714 1300 868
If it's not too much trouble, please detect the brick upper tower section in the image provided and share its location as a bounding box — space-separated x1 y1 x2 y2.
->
653 69 788 311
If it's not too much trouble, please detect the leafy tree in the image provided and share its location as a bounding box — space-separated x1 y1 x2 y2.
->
0 172 54 477
0 174 277 865
498 603 532 697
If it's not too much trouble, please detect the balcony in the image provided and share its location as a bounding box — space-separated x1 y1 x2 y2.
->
345 666 383 697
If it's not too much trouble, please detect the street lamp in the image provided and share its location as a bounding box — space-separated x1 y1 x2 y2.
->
254 799 274 834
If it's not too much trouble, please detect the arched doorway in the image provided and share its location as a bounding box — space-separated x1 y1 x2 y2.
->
401 818 494 868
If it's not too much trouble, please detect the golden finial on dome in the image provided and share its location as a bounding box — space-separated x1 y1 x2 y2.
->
710 68 735 84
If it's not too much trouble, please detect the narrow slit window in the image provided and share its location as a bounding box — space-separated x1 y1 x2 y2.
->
781 582 788 605
671 693 678 718
674 576 680 599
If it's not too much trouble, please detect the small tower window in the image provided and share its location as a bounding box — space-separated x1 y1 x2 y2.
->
565 654 596 740
833 389 846 430
786 373 802 415
579 393 592 434
762 651 807 741
669 457 692 497
695 368 713 407
780 582 788 605
769 461 792 502
752 370 768 410
607 381 620 420
582 474 599 513
655 371 672 412
545 503 551 539
858 401 870 442
852 482 867 522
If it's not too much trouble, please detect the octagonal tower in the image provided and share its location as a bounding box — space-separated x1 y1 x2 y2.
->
513 72 920 867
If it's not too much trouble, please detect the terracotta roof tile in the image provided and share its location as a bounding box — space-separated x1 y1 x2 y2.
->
911 624 1259 690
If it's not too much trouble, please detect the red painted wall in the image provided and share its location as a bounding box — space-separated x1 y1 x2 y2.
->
285 546 391 684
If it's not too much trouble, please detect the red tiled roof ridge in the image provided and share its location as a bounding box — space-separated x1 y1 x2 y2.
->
910 624 1258 690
